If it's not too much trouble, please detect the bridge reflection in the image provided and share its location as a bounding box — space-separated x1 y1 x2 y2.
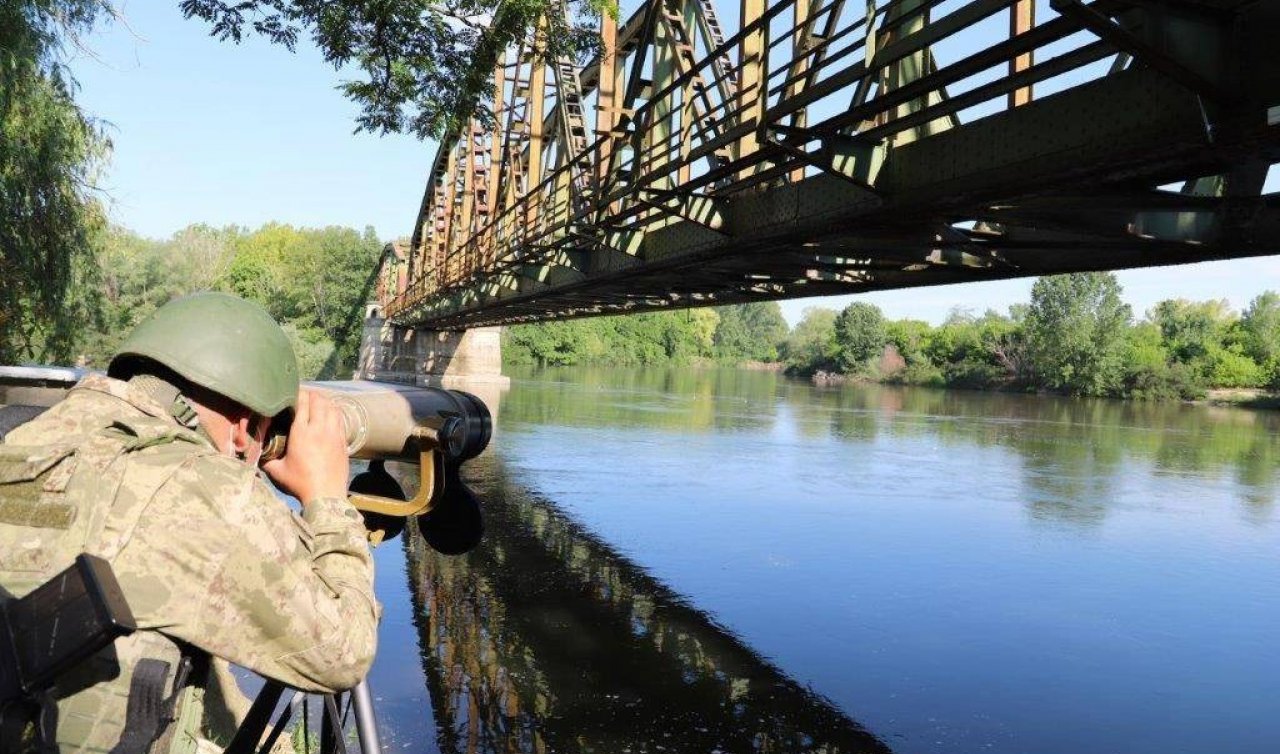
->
402 453 891 754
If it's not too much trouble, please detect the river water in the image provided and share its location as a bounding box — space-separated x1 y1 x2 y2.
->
364 366 1280 754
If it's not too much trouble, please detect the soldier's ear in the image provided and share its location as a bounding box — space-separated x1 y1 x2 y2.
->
231 415 255 454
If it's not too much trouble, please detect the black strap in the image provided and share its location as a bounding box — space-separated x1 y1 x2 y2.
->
109 659 171 754
34 690 59 754
0 693 59 754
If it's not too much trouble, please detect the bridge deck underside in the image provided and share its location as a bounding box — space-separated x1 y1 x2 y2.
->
385 0 1280 330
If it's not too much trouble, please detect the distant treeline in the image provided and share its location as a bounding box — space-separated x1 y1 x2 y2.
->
505 272 1280 400
72 224 381 378
504 302 790 367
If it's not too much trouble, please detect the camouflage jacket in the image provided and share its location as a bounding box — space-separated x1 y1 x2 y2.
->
0 374 380 751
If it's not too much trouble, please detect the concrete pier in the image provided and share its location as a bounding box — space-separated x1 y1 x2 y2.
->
356 306 509 405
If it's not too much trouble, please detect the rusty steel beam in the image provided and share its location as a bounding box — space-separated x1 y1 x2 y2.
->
382 0 1280 328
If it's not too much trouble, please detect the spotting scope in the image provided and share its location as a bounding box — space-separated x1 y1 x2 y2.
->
262 380 492 553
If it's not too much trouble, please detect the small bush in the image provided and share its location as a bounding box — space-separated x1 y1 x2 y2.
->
1124 362 1206 401
1207 349 1265 388
888 360 945 387
944 360 1008 390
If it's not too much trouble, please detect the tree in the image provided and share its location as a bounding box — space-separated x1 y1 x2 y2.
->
179 0 609 139
712 301 788 362
76 222 382 377
1148 298 1263 387
781 307 838 375
1025 272 1131 396
1241 291 1280 384
1151 298 1231 366
1120 321 1206 400
832 301 886 374
1 0 111 364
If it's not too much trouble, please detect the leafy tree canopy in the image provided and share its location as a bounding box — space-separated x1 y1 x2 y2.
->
179 0 610 139
1025 272 1132 396
832 302 886 375
713 302 788 363
87 223 382 378
1150 298 1233 365
781 307 837 376
1241 291 1280 381
1 0 111 363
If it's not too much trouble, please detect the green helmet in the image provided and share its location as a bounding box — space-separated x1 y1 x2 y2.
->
108 292 299 417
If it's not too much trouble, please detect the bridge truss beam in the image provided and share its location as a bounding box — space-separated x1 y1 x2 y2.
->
385 0 1280 329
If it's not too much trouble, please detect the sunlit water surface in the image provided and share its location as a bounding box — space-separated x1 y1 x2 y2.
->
365 366 1280 754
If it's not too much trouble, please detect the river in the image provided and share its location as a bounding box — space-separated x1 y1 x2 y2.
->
364 365 1280 754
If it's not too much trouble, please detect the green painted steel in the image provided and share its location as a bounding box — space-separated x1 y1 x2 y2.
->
384 0 1280 329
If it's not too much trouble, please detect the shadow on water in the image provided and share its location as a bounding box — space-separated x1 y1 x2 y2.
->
401 451 892 754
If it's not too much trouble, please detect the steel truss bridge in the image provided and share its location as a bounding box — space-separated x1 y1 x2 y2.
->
378 0 1280 330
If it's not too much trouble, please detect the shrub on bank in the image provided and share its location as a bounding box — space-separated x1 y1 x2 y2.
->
1124 362 1206 401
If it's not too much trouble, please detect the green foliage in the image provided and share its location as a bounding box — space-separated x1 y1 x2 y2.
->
179 0 608 139
1151 298 1231 368
1241 291 1280 378
506 276 1273 405
282 323 336 382
712 302 787 362
1207 348 1265 389
780 307 837 376
907 309 1026 390
1025 272 1131 396
1124 361 1206 401
832 302 886 375
1 0 111 364
503 309 718 367
1122 322 1168 375
1144 298 1268 388
83 223 380 379
884 319 930 365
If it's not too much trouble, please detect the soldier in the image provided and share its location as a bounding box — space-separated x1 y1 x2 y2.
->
0 292 379 752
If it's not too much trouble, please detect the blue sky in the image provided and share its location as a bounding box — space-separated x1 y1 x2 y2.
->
70 3 1279 326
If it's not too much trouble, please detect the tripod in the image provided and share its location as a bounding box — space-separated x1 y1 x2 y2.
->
225 678 383 754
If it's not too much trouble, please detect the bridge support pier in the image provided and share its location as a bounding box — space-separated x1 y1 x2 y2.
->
356 307 510 394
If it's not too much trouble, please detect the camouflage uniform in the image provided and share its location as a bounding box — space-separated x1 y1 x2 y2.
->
0 373 380 752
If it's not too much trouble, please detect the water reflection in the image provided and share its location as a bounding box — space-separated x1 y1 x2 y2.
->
404 453 892 754
502 366 783 434
504 367 1280 527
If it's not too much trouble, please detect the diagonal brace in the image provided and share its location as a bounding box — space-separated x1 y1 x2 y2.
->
1050 0 1235 103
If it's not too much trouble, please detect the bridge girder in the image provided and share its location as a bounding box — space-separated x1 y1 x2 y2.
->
385 0 1280 329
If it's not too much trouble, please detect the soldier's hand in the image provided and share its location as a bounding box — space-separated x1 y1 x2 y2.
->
262 389 349 504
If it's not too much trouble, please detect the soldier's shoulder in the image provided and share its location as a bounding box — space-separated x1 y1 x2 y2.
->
3 381 136 445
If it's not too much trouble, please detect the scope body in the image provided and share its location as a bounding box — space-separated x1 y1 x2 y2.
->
296 381 491 463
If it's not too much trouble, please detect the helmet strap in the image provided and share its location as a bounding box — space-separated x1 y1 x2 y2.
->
128 374 201 431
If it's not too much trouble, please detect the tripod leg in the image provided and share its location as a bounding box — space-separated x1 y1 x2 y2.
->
225 681 286 754
320 694 349 754
350 680 383 754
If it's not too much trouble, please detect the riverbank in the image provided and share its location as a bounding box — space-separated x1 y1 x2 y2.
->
801 367 1280 411
1203 388 1280 410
